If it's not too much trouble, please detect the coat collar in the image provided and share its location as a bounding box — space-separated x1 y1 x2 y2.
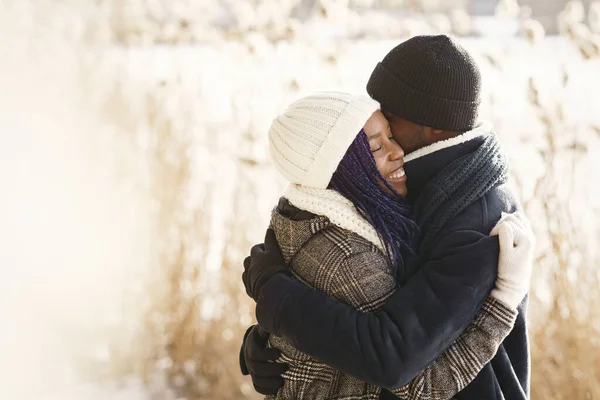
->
403 121 493 204
276 197 317 221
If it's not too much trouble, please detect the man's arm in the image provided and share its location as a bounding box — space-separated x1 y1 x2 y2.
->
254 229 498 389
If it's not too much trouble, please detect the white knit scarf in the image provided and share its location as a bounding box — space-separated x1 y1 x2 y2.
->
284 184 386 252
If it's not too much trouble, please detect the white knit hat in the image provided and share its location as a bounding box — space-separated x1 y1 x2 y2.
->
269 91 380 189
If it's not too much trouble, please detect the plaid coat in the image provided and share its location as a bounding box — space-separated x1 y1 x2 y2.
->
267 200 518 400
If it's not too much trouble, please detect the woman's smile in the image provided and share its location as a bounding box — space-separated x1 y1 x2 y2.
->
386 166 406 182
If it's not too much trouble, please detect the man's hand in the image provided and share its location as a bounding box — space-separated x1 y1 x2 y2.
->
239 325 288 395
242 228 289 301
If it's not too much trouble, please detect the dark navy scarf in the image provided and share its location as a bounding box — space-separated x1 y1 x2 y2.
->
410 132 509 260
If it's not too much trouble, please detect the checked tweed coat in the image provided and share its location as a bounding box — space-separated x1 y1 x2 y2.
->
266 198 518 400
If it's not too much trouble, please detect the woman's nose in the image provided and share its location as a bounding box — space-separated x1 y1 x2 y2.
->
389 144 404 161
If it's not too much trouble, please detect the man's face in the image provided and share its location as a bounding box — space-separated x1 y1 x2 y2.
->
383 111 430 155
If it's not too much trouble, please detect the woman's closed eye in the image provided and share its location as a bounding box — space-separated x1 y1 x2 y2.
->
371 137 396 153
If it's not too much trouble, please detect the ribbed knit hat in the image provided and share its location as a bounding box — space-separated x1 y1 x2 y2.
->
269 91 380 189
367 35 481 131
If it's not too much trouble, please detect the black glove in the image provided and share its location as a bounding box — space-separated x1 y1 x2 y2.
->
242 228 289 302
239 324 288 395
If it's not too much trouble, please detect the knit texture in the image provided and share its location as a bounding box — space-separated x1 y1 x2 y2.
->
366 35 481 131
412 132 508 258
266 200 518 400
269 92 380 189
389 298 516 400
285 183 385 252
489 212 535 309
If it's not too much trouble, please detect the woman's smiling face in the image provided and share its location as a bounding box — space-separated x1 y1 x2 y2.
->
364 110 407 197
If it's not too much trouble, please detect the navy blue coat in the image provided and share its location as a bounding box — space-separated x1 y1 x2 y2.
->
255 134 530 400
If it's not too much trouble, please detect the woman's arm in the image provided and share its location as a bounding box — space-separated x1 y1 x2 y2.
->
255 230 499 388
252 215 533 391
335 247 519 400
389 296 516 399
389 210 534 399
291 235 519 400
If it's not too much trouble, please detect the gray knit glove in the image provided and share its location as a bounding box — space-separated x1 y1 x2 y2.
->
489 212 535 309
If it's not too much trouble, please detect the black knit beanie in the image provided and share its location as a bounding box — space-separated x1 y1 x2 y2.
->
367 35 481 132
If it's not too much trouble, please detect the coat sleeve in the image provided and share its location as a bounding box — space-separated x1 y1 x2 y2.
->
255 229 499 389
389 296 517 399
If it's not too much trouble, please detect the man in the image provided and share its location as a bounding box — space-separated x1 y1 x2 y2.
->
240 35 530 400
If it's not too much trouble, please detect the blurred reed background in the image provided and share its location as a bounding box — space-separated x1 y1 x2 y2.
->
0 0 599 399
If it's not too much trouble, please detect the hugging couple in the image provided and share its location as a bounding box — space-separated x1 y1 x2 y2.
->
239 35 534 400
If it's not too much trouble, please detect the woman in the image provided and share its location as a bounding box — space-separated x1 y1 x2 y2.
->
264 92 532 399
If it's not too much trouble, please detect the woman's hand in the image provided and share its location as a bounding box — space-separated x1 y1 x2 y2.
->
489 212 535 309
